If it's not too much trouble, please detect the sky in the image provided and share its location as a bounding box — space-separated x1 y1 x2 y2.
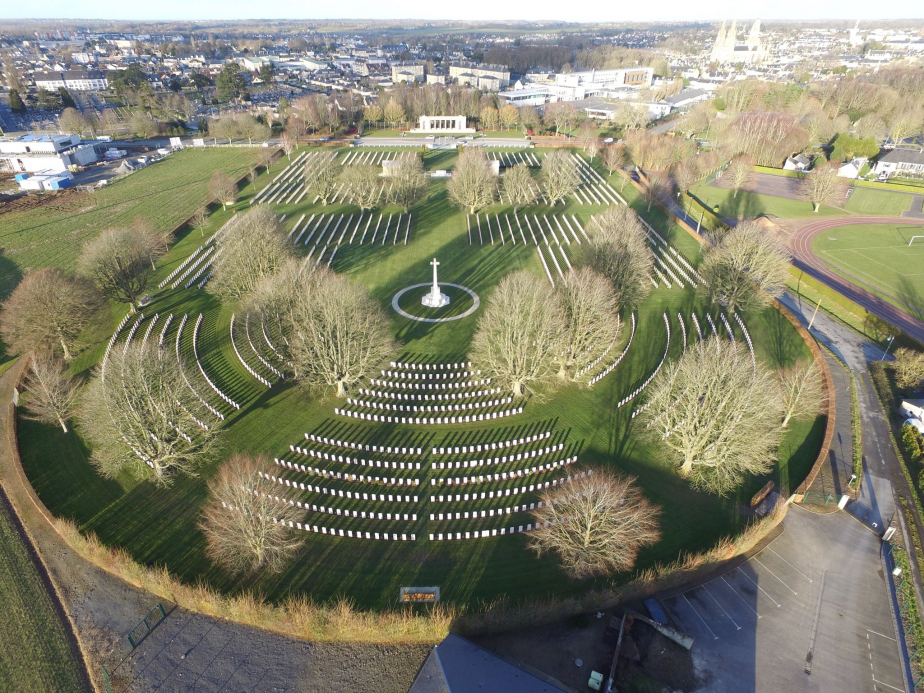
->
5 0 923 22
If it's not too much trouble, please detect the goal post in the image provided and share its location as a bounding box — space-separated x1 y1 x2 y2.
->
909 236 924 247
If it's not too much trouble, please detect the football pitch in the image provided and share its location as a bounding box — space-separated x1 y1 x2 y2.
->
811 223 924 307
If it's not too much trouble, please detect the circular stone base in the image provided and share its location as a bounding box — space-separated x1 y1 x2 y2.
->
392 283 480 323
421 291 450 308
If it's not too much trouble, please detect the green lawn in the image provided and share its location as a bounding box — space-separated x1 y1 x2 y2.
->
0 147 260 300
14 147 823 611
844 188 913 216
811 223 924 312
0 496 87 691
690 183 845 219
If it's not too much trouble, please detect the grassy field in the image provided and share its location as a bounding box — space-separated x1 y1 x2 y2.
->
689 183 845 219
844 188 913 216
0 494 87 691
14 146 823 611
811 223 924 311
0 147 261 300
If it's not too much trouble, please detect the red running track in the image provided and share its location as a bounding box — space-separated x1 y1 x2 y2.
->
789 216 924 345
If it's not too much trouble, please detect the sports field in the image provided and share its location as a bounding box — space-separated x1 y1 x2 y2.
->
811 223 924 309
689 183 845 219
13 146 823 611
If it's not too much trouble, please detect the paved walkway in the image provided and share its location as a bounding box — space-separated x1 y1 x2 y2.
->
901 194 924 219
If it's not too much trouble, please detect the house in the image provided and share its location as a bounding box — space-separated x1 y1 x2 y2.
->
837 158 866 179
900 400 924 421
407 633 568 693
391 61 425 83
784 153 813 172
34 69 109 91
874 148 924 179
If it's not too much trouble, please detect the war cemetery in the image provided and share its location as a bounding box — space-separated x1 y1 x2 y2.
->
1 135 825 642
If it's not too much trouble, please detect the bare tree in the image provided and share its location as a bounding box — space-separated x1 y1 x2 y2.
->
601 144 627 177
21 354 79 433
528 469 661 579
100 109 121 137
893 348 924 390
447 148 496 214
671 160 700 212
208 171 238 210
339 163 382 212
189 207 209 237
256 147 275 173
728 155 755 198
77 226 166 312
642 339 783 495
59 107 86 135
200 454 305 574
699 220 790 314
578 119 598 153
586 206 653 313
502 163 537 213
541 149 581 206
383 100 406 127
499 104 520 130
79 344 221 486
279 131 296 160
642 171 672 212
469 271 566 397
303 150 340 205
543 101 579 137
363 104 383 127
389 155 429 212
557 268 621 380
0 268 101 359
798 161 847 212
209 205 293 300
779 360 822 428
253 266 397 397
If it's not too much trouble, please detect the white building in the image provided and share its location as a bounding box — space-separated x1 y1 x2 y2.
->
34 70 109 91
0 133 100 177
874 149 924 178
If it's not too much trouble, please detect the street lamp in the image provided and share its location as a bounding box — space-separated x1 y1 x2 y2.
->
882 335 895 360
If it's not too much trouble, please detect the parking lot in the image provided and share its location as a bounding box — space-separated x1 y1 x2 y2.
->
658 506 906 692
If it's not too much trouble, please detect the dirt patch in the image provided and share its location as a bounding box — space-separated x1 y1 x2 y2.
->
0 188 90 217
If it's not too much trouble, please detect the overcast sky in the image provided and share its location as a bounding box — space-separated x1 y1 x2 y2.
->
6 0 923 22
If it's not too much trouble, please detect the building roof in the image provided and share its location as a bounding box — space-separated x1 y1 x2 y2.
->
35 69 107 80
663 88 708 105
407 634 568 693
879 148 924 165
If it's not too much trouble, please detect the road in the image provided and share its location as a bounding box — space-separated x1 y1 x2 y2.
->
661 291 921 692
789 216 924 344
354 136 530 148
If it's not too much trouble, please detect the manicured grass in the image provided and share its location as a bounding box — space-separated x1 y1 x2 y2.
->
811 223 924 308
0 495 87 691
0 147 260 299
844 188 913 216
15 146 823 611
689 183 845 219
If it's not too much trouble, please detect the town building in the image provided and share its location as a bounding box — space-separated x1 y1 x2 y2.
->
449 61 511 90
391 61 425 83
33 69 109 91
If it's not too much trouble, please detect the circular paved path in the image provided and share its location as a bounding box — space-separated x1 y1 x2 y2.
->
391 283 480 323
789 216 924 344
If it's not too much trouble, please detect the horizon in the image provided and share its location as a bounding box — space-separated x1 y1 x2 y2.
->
3 0 923 24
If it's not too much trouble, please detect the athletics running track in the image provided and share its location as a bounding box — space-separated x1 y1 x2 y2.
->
789 216 924 345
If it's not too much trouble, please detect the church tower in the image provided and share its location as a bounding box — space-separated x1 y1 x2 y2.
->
726 20 738 51
849 20 862 47
711 20 728 62
746 19 761 50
